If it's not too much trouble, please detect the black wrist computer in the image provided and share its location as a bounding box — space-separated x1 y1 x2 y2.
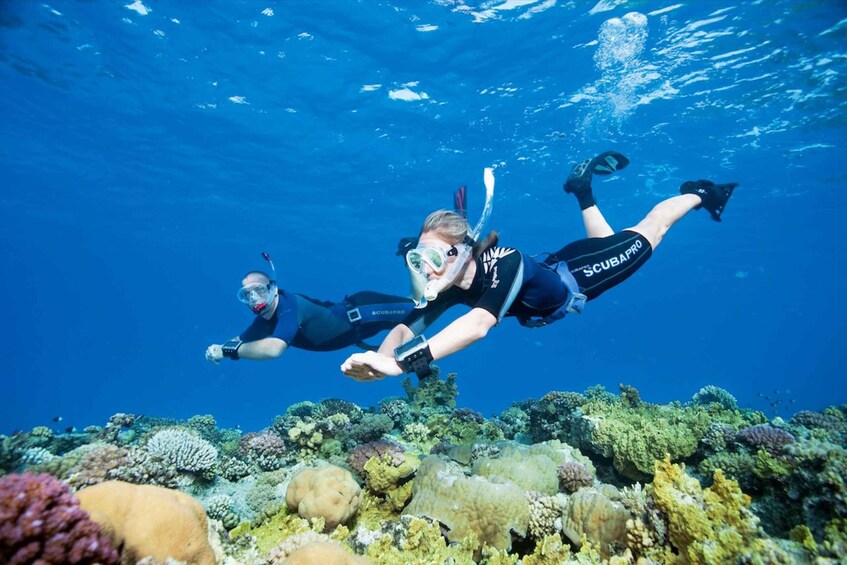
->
221 338 243 360
394 335 433 378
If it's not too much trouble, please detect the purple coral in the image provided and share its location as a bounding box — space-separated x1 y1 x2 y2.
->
736 424 795 455
240 431 287 471
0 472 119 565
348 440 405 475
557 461 593 493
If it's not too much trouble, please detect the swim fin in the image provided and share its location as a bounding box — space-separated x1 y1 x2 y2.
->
564 150 630 210
680 179 739 222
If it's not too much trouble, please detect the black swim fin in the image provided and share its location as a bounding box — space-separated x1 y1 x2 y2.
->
565 150 630 192
680 179 739 222
564 150 630 210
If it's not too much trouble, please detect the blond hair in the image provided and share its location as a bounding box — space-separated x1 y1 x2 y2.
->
420 209 498 258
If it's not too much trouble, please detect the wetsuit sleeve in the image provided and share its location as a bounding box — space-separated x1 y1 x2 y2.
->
270 293 300 344
240 317 271 343
473 248 524 321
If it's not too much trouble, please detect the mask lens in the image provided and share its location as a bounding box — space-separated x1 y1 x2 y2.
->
238 283 270 304
407 250 424 273
424 248 445 269
407 246 448 273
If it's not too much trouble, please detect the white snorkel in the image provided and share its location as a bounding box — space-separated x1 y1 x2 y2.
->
412 168 495 305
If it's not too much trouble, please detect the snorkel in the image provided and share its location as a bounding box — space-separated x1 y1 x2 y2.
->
248 251 278 314
411 168 495 305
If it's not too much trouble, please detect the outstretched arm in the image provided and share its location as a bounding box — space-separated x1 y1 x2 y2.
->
341 308 496 381
206 337 288 364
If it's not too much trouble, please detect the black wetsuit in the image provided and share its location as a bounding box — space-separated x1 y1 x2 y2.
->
241 291 415 351
402 230 652 334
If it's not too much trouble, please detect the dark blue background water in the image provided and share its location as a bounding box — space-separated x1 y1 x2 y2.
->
2 0 845 434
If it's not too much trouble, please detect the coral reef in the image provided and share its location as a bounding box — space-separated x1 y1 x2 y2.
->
0 472 119 564
3 377 842 564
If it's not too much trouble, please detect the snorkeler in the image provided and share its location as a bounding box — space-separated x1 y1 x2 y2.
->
204 253 417 363
341 151 738 380
206 188 469 364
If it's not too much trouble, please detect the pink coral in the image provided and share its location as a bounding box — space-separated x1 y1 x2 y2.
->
348 440 405 475
558 461 594 493
736 424 795 455
241 431 287 471
0 472 119 564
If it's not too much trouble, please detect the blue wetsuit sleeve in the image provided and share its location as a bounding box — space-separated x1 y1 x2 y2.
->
240 316 271 343
270 293 299 344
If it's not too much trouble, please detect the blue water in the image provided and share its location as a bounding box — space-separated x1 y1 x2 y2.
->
1 0 845 435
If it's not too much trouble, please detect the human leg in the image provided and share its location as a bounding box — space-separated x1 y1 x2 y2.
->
626 180 739 250
624 194 701 250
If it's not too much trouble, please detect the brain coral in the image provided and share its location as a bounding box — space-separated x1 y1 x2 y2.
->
472 440 595 495
0 472 119 565
286 465 362 530
403 455 529 551
284 541 372 565
76 480 216 565
561 488 628 555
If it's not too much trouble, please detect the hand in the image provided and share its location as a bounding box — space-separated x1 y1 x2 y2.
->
205 344 223 365
341 351 403 382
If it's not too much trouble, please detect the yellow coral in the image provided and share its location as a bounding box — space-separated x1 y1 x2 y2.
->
522 534 571 565
363 452 420 500
651 455 784 565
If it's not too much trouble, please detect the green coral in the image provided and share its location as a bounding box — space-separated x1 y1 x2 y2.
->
520 534 571 565
439 416 504 446
363 517 478 565
575 397 753 480
363 452 421 510
402 368 458 413
752 448 791 480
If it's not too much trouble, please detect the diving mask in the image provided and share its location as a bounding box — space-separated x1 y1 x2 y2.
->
406 245 460 274
411 168 495 305
238 282 277 313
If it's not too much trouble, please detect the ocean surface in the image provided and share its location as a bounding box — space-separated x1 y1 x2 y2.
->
1 0 845 435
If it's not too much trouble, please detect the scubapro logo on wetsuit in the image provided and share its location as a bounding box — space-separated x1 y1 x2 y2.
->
372 310 408 315
582 239 643 277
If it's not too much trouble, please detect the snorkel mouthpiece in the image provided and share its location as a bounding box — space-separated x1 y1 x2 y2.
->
419 168 495 303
